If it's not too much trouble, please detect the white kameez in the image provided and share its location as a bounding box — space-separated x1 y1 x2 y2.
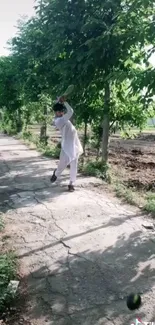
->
53 102 83 184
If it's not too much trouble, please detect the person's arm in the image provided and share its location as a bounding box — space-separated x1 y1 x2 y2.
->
54 101 74 129
63 102 73 122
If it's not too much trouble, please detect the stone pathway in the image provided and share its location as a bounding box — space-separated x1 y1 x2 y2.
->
0 134 155 325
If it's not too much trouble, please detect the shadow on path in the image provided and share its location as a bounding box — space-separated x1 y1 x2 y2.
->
14 231 155 325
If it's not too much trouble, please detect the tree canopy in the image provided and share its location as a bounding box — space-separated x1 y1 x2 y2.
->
0 0 155 161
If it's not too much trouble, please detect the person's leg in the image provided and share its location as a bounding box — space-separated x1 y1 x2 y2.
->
68 157 78 191
55 151 69 178
51 150 68 183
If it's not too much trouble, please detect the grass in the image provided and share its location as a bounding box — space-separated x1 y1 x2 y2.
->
79 160 110 180
114 182 141 206
143 193 155 216
113 181 155 216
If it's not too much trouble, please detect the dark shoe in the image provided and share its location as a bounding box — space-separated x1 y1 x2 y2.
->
68 184 75 192
50 170 57 183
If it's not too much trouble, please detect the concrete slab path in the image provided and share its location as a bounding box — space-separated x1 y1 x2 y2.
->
0 134 155 325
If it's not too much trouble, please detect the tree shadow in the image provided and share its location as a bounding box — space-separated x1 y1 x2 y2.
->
0 151 70 215
17 213 142 260
14 230 155 325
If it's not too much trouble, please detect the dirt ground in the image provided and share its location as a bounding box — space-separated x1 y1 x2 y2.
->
109 133 155 192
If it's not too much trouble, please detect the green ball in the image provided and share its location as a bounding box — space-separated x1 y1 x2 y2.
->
126 293 142 310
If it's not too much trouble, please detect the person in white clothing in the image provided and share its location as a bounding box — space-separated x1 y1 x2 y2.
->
51 96 83 192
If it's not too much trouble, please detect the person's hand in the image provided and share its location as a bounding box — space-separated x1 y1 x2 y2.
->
59 96 66 103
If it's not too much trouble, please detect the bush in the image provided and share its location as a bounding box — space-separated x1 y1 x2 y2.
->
80 160 109 179
0 120 18 136
0 252 17 313
42 145 60 159
22 130 33 140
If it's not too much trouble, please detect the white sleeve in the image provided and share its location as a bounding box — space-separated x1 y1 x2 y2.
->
54 102 74 129
63 102 73 121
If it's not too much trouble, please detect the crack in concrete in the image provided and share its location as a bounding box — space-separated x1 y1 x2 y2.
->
60 240 71 249
33 194 67 236
29 212 47 221
28 220 47 228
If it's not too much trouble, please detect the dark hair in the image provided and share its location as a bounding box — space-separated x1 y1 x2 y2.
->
53 102 65 112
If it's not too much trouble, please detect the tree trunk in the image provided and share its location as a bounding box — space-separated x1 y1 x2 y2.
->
83 120 88 157
101 81 110 163
40 125 46 138
96 144 100 161
40 105 48 146
16 108 23 133
96 125 102 161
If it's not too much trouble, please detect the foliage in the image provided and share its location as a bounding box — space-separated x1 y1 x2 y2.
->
22 131 61 159
80 160 109 180
144 193 155 216
42 145 60 159
0 109 19 135
0 56 23 133
0 0 155 161
0 252 17 313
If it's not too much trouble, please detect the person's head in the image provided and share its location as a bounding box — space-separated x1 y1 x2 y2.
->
53 102 65 117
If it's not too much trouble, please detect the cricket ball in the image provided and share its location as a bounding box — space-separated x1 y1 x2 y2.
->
126 293 142 310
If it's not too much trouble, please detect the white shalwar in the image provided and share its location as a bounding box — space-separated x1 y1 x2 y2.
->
54 102 83 185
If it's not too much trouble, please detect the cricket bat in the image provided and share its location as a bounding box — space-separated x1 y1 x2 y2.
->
56 85 74 103
62 84 74 97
